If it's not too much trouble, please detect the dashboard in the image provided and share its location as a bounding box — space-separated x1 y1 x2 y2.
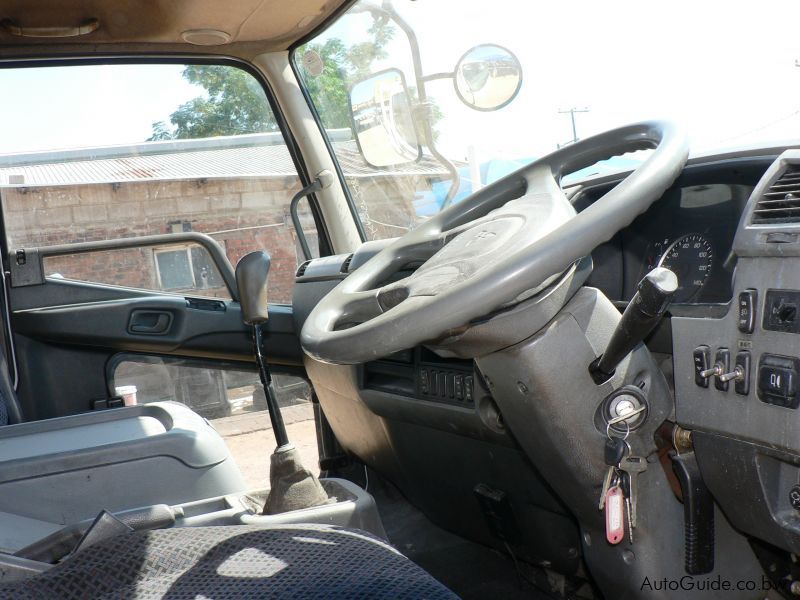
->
294 147 800 584
294 147 800 571
576 158 771 306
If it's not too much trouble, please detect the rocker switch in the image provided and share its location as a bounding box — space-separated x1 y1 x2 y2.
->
737 289 757 334
693 346 711 388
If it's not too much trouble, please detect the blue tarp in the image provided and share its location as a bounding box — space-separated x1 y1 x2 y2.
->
413 155 642 217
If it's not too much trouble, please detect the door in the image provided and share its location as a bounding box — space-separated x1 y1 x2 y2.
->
0 60 323 447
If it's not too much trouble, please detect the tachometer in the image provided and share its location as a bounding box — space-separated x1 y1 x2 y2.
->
657 233 714 303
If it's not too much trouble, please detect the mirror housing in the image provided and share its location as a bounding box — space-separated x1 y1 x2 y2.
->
454 44 523 111
349 68 421 168
235 250 271 325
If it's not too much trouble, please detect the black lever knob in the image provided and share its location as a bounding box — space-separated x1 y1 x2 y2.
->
591 267 678 383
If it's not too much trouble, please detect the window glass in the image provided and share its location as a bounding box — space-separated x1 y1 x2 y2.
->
43 243 230 298
111 355 318 488
0 63 318 303
296 0 800 241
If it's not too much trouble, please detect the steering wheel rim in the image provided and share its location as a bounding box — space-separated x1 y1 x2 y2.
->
302 120 689 365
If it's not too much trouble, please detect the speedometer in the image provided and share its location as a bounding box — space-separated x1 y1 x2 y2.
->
657 233 714 303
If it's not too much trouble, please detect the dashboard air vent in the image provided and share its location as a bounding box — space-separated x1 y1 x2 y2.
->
340 254 354 274
295 260 312 278
753 166 800 224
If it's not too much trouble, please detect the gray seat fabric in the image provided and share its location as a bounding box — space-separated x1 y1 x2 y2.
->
0 523 457 599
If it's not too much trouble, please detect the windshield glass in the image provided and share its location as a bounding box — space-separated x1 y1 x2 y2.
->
295 0 800 239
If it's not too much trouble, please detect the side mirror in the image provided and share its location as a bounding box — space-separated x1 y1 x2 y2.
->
454 44 523 111
235 251 271 325
349 68 421 167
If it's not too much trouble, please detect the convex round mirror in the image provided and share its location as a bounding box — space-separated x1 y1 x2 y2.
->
454 44 523 111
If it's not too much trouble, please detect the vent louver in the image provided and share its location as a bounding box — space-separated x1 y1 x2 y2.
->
341 254 354 273
753 166 800 224
295 260 312 278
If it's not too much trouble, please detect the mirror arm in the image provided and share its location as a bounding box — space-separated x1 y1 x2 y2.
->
355 0 462 204
379 1 462 205
421 72 455 83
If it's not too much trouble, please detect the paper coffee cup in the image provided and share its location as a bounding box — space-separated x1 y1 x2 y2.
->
115 385 138 407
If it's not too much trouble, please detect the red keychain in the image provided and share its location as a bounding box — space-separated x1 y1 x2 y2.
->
605 485 625 544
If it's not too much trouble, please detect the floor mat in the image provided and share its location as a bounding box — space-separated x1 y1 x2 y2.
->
366 469 576 600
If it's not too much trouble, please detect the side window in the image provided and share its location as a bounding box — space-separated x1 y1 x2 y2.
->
0 63 319 304
110 354 316 488
42 242 230 299
110 355 312 421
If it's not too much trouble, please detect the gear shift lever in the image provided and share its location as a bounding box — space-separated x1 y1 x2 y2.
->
235 251 289 448
590 267 678 384
235 251 329 513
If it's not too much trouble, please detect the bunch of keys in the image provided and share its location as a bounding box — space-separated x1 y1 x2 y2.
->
599 415 648 545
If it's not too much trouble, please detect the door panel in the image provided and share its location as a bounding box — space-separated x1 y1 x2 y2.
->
8 279 303 421
12 290 301 362
5 233 303 421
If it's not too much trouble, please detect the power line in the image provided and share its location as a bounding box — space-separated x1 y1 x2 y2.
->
558 107 590 147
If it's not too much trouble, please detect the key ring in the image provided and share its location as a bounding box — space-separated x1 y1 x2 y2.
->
606 418 631 441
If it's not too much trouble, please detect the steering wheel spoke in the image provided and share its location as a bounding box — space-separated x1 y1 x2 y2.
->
336 289 385 326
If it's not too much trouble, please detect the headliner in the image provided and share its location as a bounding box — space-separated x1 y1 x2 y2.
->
0 0 349 59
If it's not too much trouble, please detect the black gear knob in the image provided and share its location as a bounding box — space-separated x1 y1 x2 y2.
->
591 267 678 383
235 251 271 325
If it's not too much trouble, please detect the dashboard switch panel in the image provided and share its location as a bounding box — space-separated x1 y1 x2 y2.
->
758 354 800 408
764 290 800 334
737 289 757 333
693 346 711 388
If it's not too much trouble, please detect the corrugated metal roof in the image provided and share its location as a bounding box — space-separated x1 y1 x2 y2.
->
0 133 451 186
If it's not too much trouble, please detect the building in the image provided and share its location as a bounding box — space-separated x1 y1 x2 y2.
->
0 132 451 304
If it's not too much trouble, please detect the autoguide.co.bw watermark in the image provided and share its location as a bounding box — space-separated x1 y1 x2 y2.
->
641 574 775 593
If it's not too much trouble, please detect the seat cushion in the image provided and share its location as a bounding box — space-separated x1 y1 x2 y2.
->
0 524 457 599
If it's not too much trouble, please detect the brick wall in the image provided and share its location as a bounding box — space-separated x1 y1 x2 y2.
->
3 176 305 303
1 172 435 304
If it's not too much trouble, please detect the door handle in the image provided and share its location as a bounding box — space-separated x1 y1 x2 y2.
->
128 310 172 335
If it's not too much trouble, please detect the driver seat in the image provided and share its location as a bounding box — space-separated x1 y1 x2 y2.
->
0 523 456 599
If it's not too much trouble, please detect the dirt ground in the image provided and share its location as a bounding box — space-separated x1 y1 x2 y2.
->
209 402 320 490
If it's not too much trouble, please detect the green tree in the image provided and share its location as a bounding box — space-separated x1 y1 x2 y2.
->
149 16 396 141
297 17 395 128
148 65 278 141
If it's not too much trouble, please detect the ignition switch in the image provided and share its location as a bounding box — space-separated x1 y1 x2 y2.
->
598 385 649 434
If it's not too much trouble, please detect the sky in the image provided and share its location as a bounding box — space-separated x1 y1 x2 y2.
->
0 64 197 154
4 1 800 165
366 0 800 163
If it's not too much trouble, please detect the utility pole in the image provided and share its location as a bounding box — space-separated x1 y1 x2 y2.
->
558 107 590 147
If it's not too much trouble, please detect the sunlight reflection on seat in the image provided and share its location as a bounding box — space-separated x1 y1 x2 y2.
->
291 535 338 545
216 548 287 578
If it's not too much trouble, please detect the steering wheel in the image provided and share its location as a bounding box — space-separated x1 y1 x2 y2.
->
302 121 688 364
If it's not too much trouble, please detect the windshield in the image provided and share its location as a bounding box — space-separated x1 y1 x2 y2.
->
295 0 800 239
